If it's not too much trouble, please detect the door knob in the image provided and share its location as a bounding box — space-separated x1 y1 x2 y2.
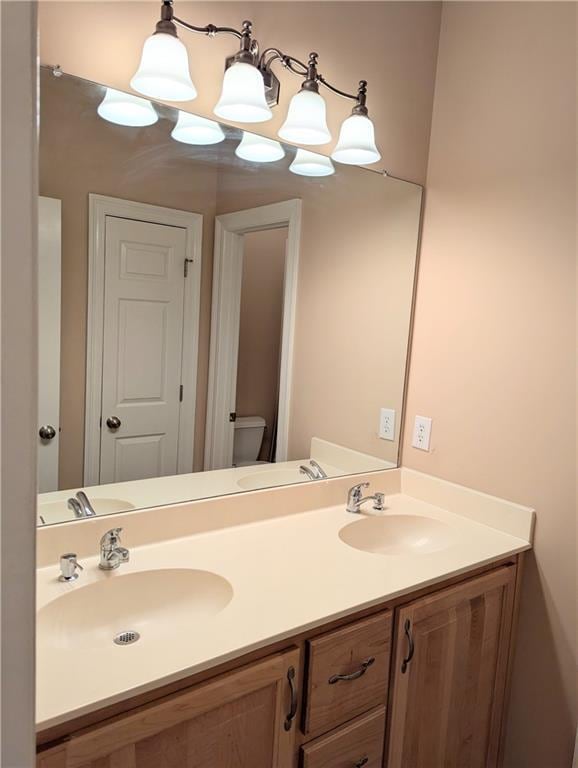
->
38 425 56 441
106 416 121 430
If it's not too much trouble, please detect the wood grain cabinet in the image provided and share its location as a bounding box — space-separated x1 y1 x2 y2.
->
38 649 299 768
386 567 516 768
303 611 392 736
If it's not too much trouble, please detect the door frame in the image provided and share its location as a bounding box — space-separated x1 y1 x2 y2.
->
204 199 302 470
84 194 203 486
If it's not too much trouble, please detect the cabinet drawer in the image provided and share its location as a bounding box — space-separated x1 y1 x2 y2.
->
301 706 386 768
303 611 392 735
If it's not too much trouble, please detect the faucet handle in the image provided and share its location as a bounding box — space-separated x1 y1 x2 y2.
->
350 482 369 497
100 527 123 547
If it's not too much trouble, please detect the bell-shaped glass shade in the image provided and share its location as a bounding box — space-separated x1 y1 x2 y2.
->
214 62 272 123
97 88 158 127
235 132 285 162
278 90 331 145
289 148 335 177
331 114 381 165
130 33 197 102
171 111 225 145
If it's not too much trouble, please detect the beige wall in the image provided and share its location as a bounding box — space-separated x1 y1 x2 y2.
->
39 71 218 487
402 3 577 766
236 228 287 459
38 1 441 186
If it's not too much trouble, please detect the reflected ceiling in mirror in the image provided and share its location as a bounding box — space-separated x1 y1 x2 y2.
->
37 67 422 526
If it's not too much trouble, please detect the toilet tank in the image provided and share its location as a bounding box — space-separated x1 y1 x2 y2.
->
233 416 266 466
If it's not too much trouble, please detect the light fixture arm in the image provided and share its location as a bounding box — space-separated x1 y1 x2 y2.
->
259 47 369 111
157 0 246 40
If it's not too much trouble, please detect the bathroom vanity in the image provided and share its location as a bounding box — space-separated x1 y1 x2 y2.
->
34 53 533 768
35 469 533 768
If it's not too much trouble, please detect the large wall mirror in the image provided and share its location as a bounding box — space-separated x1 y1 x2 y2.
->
37 66 422 526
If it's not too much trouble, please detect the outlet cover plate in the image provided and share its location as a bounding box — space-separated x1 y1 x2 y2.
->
412 415 432 451
379 408 395 441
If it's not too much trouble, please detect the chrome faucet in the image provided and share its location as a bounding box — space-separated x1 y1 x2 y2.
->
299 459 328 480
67 490 96 518
76 491 96 517
309 460 328 479
346 482 385 514
99 527 130 571
59 553 83 582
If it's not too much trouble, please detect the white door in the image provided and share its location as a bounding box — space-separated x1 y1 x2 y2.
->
38 196 61 492
99 216 187 484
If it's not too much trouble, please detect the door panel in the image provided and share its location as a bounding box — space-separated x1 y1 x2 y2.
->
100 217 187 484
387 567 515 768
63 650 300 768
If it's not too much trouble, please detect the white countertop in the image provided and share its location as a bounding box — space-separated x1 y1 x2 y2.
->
36 475 533 732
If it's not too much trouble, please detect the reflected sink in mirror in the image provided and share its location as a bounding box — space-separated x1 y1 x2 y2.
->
236 468 308 491
339 514 454 556
38 569 233 650
38 498 135 526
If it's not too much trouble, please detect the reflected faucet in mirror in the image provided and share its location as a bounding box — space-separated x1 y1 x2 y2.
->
67 491 97 519
299 460 328 480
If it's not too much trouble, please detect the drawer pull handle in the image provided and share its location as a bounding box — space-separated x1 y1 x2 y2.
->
401 619 414 673
354 759 369 768
284 666 298 731
328 656 375 684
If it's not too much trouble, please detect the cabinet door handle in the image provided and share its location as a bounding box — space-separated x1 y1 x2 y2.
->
284 666 298 731
328 656 375 684
401 618 414 673
354 758 369 768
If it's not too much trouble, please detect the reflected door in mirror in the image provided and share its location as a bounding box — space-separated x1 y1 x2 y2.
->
38 196 61 492
99 216 187 484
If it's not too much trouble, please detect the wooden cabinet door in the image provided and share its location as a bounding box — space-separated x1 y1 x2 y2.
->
387 567 516 768
62 649 300 768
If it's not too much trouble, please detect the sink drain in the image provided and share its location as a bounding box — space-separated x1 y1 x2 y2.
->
113 630 140 646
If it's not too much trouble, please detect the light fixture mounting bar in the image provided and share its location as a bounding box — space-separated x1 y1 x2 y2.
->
173 17 243 40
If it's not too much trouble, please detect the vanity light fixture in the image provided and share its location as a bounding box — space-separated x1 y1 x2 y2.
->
235 131 285 163
97 88 159 127
278 53 331 145
130 5 197 101
171 111 225 144
131 0 381 164
331 82 381 165
289 148 335 177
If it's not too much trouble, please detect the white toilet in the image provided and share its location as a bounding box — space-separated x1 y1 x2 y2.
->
233 416 267 467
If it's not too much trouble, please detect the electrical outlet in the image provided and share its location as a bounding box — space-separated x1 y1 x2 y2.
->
379 408 395 441
412 415 432 451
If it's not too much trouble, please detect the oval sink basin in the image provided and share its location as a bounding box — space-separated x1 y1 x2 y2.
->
38 568 233 650
339 514 454 556
38 498 135 525
237 468 306 491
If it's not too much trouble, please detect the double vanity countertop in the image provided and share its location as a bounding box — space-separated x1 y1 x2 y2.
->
36 468 534 733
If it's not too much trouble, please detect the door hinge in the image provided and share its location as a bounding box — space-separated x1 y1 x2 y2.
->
184 258 194 278
99 416 102 428
179 384 184 402
229 412 237 423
